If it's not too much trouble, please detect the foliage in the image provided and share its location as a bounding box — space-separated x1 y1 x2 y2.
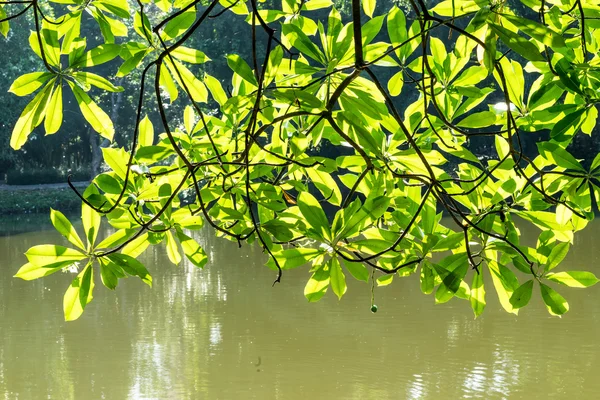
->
5 0 600 320
0 187 81 214
6 169 89 185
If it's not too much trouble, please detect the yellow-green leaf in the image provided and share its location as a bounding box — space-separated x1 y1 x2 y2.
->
8 72 53 96
10 82 53 150
25 245 86 266
44 83 63 135
470 270 486 317
63 264 94 321
82 202 101 248
166 230 182 265
68 81 114 140
329 257 346 299
540 283 569 316
546 271 599 288
304 263 330 302
363 0 376 18
176 228 208 268
50 208 85 250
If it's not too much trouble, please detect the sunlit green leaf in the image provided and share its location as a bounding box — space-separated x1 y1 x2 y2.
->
470 270 486 317
50 209 85 250
329 257 346 299
304 263 330 302
546 271 599 288
540 283 569 316
63 263 94 321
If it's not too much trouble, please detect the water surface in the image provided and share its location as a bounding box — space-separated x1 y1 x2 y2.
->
1 216 599 399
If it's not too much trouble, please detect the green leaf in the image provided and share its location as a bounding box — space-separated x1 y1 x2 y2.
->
554 58 583 94
81 202 101 248
306 167 342 206
500 13 565 48
133 11 153 42
537 142 583 171
72 72 124 92
540 283 569 316
545 242 569 271
343 259 369 282
431 0 483 16
281 23 325 64
204 74 228 105
550 108 586 141
329 257 346 299
117 49 148 77
121 232 150 258
438 262 468 301
509 279 534 309
420 262 434 294
165 230 182 265
71 44 121 68
50 208 85 250
29 29 60 67
164 59 208 103
25 245 86 266
457 111 498 128
488 260 519 315
96 229 137 250
14 261 74 281
337 195 390 239
297 192 331 240
304 263 330 302
546 271 599 288
101 147 129 180
99 259 120 290
106 253 152 287
302 0 333 10
8 72 53 97
176 228 208 268
68 81 114 140
590 153 600 173
387 71 403 97
171 46 210 64
10 82 53 150
0 6 8 37
483 28 496 72
470 270 486 317
63 263 94 321
138 115 154 147
387 6 407 50
377 274 393 286
363 0 376 18
266 247 323 270
162 10 196 40
44 83 63 135
489 23 545 62
226 54 257 86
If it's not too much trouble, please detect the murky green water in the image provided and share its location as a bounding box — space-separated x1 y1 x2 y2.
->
1 216 600 399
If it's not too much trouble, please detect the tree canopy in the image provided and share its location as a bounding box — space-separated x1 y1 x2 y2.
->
5 0 600 320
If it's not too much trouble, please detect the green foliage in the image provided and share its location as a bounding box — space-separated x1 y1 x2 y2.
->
0 187 82 214
4 0 600 320
6 169 89 185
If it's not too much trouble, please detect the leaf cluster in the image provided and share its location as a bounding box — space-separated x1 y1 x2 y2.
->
4 0 600 320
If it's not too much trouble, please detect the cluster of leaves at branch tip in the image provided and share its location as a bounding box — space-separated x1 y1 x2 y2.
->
5 0 600 320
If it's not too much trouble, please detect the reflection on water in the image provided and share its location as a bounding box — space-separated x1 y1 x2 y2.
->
1 217 600 399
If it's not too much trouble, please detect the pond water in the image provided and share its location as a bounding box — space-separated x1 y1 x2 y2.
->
1 215 600 399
